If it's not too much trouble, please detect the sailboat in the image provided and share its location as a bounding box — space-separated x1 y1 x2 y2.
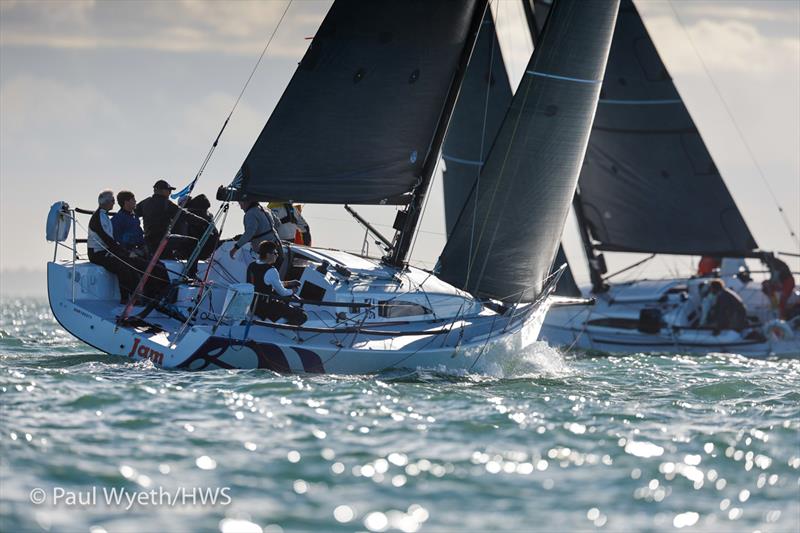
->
46 0 620 373
535 0 800 357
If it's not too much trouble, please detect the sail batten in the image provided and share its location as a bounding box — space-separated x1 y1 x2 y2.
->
575 0 758 256
439 0 620 303
235 0 480 205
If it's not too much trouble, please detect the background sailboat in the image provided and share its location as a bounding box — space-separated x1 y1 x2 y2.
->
535 0 799 355
437 0 797 356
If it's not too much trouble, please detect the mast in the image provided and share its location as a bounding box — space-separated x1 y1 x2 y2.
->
521 0 541 44
572 191 607 293
386 0 490 268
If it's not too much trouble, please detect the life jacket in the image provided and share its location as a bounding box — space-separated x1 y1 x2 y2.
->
246 261 276 298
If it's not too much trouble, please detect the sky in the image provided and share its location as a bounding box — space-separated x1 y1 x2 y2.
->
1 0 798 295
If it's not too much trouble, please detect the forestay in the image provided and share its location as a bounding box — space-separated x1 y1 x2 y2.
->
439 0 619 303
575 0 758 256
235 0 480 205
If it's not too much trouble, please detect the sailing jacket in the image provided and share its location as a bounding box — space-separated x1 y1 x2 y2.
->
88 209 127 258
111 210 145 249
135 194 184 248
235 205 279 251
710 288 747 332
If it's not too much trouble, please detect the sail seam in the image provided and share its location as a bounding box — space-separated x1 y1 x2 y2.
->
526 70 601 84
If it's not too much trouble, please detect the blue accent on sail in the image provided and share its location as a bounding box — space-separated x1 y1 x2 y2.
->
526 70 601 85
442 154 484 167
576 0 757 256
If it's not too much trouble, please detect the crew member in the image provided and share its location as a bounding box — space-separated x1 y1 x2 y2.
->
706 279 747 333
295 204 311 245
230 200 281 260
246 240 306 325
762 253 796 319
697 256 721 277
135 179 193 258
183 194 219 260
87 190 142 303
269 202 310 244
111 190 145 254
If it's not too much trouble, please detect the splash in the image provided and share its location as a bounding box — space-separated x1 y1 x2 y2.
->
475 340 571 379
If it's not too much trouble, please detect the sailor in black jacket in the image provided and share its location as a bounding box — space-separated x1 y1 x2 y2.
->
246 240 305 325
135 179 193 258
87 190 141 302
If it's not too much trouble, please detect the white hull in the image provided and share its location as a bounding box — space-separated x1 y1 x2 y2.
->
542 277 800 358
47 246 554 374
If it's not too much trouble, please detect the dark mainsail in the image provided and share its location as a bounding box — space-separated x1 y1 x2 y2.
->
235 1 480 205
439 0 619 302
575 0 758 256
441 11 512 237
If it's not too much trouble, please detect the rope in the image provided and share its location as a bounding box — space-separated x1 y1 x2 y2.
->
407 157 442 263
667 0 799 248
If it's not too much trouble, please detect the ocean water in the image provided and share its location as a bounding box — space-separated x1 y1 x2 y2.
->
1 298 798 532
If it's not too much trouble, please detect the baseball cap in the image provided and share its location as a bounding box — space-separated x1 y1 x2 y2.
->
153 179 176 191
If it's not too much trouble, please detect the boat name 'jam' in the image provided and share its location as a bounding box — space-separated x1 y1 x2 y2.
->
128 337 164 366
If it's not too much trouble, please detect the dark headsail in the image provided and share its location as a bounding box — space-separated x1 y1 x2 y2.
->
441 6 581 296
441 10 512 237
553 244 581 297
234 1 480 205
438 0 619 302
575 0 758 256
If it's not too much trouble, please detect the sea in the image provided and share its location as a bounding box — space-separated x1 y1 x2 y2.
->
1 298 798 532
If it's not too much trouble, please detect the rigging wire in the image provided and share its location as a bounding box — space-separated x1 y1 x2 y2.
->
407 0 499 266
467 0 502 277
667 0 799 249
183 0 294 196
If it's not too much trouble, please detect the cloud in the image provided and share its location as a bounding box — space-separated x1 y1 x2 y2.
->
0 74 124 142
0 0 330 57
0 0 96 26
171 91 266 156
682 3 795 21
641 15 799 78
